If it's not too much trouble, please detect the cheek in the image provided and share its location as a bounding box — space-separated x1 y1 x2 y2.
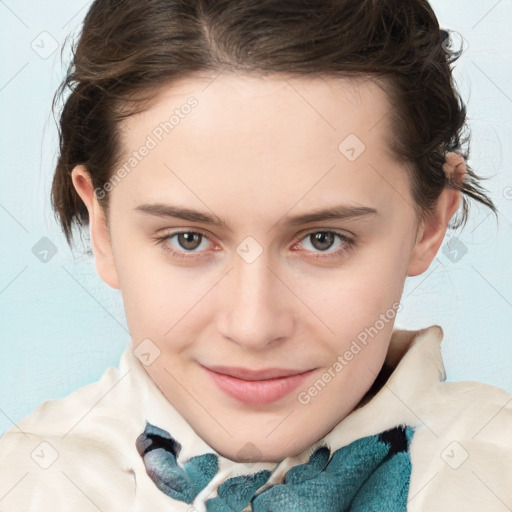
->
314 239 409 347
113 241 207 344
336 241 408 298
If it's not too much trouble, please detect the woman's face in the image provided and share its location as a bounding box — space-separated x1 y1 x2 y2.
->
74 72 444 462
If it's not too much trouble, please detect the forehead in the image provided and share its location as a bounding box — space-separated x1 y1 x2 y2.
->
113 72 410 221
120 71 395 156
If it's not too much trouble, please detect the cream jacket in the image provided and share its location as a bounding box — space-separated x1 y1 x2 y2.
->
0 325 511 511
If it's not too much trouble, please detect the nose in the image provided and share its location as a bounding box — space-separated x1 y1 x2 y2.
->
217 251 294 351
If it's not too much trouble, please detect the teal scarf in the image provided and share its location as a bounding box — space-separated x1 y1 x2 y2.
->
135 422 414 511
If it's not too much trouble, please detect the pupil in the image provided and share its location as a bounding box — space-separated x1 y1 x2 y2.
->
312 232 334 251
179 232 200 250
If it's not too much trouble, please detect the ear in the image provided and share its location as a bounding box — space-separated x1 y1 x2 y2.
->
407 153 466 277
70 165 120 289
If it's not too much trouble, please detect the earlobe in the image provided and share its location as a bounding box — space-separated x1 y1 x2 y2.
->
406 214 442 277
70 165 120 289
407 153 466 277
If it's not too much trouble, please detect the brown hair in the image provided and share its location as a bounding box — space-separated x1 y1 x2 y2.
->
51 0 497 247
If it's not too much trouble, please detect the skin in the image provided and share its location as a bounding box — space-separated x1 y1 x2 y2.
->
71 71 465 462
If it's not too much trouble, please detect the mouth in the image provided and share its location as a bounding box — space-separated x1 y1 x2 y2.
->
202 365 316 405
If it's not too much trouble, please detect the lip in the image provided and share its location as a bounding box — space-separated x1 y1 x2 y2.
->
202 365 316 405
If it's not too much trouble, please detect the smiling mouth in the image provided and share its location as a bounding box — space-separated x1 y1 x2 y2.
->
202 365 316 405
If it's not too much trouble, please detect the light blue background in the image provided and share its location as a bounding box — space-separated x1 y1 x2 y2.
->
1 0 511 436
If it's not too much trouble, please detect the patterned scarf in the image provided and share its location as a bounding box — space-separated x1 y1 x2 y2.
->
135 421 414 511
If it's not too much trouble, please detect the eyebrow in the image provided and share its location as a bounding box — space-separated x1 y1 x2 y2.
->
134 202 378 228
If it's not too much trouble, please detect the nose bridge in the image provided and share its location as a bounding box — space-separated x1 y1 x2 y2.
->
218 248 292 349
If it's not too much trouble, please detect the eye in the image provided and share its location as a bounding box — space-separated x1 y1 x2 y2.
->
153 229 355 261
293 230 355 259
153 230 215 259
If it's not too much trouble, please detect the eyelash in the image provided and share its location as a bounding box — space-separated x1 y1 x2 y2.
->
152 229 356 261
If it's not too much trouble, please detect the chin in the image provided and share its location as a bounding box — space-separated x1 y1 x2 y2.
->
215 432 311 464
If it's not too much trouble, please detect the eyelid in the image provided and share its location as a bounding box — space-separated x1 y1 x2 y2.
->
157 226 219 244
293 226 355 243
